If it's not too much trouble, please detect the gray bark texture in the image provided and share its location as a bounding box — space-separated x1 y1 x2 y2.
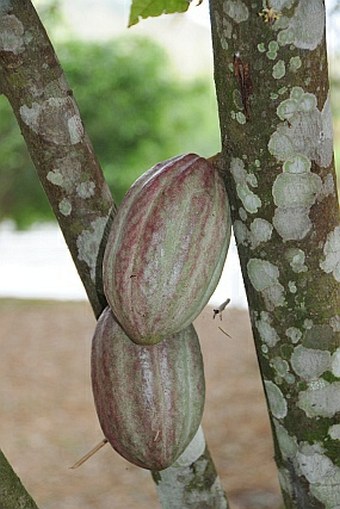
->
209 0 340 507
0 1 228 507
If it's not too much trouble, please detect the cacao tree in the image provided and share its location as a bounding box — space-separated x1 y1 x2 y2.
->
0 1 339 509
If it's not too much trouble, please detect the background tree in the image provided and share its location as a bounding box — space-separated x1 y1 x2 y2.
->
0 36 219 227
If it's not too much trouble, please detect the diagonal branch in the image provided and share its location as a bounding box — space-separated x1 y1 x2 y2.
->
0 0 114 318
0 1 229 507
0 449 40 509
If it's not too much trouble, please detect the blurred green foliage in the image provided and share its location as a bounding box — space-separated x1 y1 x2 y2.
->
0 36 220 228
330 74 340 195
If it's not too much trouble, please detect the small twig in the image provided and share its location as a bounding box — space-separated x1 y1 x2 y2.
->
218 327 232 339
69 438 108 469
212 298 231 320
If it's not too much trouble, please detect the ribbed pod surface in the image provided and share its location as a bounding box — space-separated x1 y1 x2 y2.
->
103 153 231 344
91 307 205 470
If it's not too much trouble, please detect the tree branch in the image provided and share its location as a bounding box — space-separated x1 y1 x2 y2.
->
0 1 229 507
0 0 114 318
153 433 229 509
0 449 39 509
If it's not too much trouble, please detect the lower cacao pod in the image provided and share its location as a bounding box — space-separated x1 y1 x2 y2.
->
91 306 205 471
103 153 231 345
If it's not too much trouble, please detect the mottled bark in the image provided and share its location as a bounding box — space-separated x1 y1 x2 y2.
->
0 0 113 318
152 432 228 509
0 1 228 507
210 0 340 507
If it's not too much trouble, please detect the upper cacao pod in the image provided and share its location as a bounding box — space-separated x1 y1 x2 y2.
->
91 306 205 471
103 153 231 345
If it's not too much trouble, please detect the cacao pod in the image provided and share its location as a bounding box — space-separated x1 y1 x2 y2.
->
103 153 231 345
91 306 205 471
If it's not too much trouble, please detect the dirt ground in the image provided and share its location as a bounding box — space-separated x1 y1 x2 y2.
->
0 299 283 509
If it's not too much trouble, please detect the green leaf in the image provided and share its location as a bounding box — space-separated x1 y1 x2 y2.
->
128 0 190 27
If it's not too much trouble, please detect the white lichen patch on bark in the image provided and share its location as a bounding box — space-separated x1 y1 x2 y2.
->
266 40 279 60
328 424 340 440
276 0 324 50
290 345 331 381
156 457 228 509
289 55 302 72
298 380 340 418
47 155 95 199
331 348 340 378
235 111 247 124
288 281 297 293
269 88 331 241
233 217 272 249
213 11 231 50
273 206 313 242
285 326 302 343
76 181 96 199
76 216 109 282
274 420 298 460
229 157 262 213
296 443 336 484
274 428 340 507
239 207 247 221
249 218 273 248
273 420 340 507
214 0 248 51
58 198 72 216
272 154 321 240
255 311 280 347
285 248 308 273
303 320 313 332
296 443 340 508
269 89 333 168
223 0 248 23
270 0 294 9
318 173 336 201
0 1 11 13
247 258 285 309
330 315 340 332
278 467 294 497
47 169 64 187
20 98 84 145
270 357 291 382
264 380 287 419
67 114 84 144
233 219 248 246
320 226 340 282
320 94 334 168
311 479 340 508
232 89 243 110
272 60 286 80
0 14 25 54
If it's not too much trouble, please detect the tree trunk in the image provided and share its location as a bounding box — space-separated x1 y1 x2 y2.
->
210 0 340 507
0 1 228 507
